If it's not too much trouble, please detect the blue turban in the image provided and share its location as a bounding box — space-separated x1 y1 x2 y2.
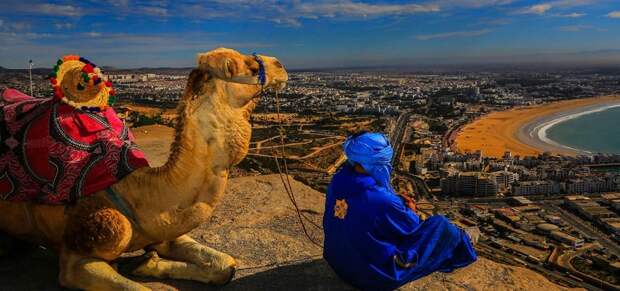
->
343 132 394 191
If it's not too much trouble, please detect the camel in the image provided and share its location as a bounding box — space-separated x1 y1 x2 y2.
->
0 48 288 290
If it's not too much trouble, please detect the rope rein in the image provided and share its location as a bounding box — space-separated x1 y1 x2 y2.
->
235 55 323 273
273 89 324 249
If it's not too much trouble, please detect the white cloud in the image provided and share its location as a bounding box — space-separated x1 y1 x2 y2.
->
33 4 83 17
555 12 586 18
438 0 514 8
106 0 129 7
296 2 440 18
84 32 102 37
517 4 552 15
0 30 272 68
416 29 492 40
549 0 597 8
514 0 595 16
608 11 620 18
0 20 31 32
138 6 168 17
177 1 440 27
54 22 74 30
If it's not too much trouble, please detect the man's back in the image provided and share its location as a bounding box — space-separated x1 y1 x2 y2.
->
323 164 420 290
323 164 477 291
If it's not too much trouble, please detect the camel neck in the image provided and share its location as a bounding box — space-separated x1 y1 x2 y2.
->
154 100 219 205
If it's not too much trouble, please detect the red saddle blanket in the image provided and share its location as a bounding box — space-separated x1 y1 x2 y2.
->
0 89 149 204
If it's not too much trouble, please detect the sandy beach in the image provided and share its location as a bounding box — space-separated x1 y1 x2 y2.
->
454 96 620 158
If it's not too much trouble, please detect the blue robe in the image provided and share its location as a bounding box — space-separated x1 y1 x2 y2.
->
323 165 477 291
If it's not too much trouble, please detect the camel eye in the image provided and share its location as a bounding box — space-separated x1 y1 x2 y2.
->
249 66 259 75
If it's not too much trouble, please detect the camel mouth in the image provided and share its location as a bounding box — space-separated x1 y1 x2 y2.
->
269 79 288 91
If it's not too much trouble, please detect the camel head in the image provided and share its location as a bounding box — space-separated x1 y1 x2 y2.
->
186 48 288 166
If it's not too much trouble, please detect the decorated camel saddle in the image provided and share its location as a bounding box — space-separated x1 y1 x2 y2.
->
0 55 148 204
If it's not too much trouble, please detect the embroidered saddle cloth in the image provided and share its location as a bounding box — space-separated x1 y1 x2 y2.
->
0 88 149 204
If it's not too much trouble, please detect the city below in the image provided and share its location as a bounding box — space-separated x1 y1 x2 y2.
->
2 64 620 290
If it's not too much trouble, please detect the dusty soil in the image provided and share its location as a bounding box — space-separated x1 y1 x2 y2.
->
0 124 580 290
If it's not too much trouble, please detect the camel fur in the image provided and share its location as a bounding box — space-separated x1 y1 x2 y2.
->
0 48 288 290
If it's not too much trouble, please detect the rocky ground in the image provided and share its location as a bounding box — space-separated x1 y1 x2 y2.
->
0 125 581 290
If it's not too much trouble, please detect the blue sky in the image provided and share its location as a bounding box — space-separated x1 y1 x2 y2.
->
0 0 619 69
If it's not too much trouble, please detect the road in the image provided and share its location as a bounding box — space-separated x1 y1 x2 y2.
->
389 112 433 199
390 111 412 165
477 242 603 291
542 202 620 257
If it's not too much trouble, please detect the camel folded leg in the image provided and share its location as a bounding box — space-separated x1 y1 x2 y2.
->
132 251 234 284
59 250 150 291
142 235 236 285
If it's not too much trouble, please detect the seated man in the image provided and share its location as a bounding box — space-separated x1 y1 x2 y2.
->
323 132 478 291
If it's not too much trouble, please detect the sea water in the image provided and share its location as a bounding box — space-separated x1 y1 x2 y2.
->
546 106 620 154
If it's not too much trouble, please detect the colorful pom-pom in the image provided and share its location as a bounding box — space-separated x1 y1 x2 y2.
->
56 59 63 66
49 72 57 78
50 78 57 85
54 87 64 98
63 55 79 61
105 81 113 87
82 64 94 74
109 89 116 96
53 65 59 72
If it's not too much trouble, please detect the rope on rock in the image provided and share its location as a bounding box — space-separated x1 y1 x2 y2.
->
272 89 324 249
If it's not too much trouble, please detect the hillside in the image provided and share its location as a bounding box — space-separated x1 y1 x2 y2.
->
0 124 581 290
144 174 579 291
134 124 580 290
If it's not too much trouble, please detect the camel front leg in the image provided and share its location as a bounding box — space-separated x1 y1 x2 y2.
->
141 235 236 285
59 250 150 291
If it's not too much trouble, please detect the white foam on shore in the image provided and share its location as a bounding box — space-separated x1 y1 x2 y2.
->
530 103 620 154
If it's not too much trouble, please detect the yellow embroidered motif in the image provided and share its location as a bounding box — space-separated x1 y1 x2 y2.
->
334 199 348 220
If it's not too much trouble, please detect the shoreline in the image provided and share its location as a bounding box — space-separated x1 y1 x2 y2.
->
521 102 620 155
454 96 620 158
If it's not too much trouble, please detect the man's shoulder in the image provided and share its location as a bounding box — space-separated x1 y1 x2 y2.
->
333 166 376 189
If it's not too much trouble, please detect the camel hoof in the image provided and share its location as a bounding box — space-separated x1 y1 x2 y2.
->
215 266 236 286
131 251 160 277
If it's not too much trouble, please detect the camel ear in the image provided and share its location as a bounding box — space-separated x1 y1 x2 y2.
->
197 52 237 79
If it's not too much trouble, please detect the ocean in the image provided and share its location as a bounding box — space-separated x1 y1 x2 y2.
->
545 105 620 154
